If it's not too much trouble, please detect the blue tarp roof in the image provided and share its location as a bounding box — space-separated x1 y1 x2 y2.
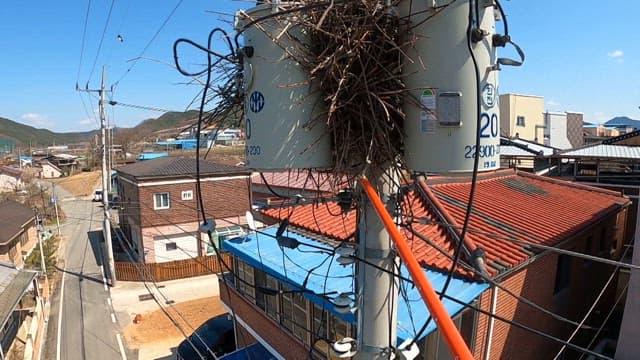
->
223 227 488 343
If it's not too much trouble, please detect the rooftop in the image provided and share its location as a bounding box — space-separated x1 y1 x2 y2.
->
0 262 37 327
116 156 250 179
260 170 629 278
0 200 35 245
223 227 488 342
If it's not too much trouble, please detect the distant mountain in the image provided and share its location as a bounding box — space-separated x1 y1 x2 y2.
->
0 116 96 146
604 116 640 129
0 110 200 147
134 110 200 135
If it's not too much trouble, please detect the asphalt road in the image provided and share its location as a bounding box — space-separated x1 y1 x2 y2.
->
43 185 132 360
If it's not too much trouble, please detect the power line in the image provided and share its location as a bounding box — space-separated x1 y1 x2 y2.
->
87 0 116 84
111 0 185 89
76 0 92 86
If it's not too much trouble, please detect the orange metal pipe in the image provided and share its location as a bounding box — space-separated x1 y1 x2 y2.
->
360 177 474 360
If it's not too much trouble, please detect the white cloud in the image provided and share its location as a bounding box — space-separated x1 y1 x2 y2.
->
607 50 624 62
546 100 560 107
78 118 95 126
21 113 53 127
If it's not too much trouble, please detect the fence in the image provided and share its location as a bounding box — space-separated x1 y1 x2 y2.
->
114 253 233 282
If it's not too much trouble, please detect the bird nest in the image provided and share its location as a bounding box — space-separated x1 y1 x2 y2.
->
300 0 407 175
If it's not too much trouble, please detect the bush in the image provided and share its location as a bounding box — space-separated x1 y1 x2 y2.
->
25 235 59 278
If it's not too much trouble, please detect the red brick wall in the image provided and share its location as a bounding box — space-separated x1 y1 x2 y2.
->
137 177 250 227
472 217 623 360
220 281 321 360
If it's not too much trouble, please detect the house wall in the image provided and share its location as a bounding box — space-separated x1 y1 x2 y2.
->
118 175 250 263
136 177 250 227
0 173 22 192
566 112 584 148
544 112 573 150
499 94 545 141
472 213 624 360
220 281 316 360
0 225 35 267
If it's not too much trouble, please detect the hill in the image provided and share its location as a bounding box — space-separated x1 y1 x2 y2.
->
0 110 200 147
604 116 640 129
0 116 95 146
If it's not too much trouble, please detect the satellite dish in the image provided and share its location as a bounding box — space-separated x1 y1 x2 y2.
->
246 211 256 231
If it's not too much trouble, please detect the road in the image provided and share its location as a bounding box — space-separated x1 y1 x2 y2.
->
43 184 132 360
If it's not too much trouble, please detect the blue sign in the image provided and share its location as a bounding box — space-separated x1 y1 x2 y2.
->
249 91 265 113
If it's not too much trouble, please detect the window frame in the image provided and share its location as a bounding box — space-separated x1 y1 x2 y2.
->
153 192 170 210
165 242 177 251
516 115 526 126
181 190 193 201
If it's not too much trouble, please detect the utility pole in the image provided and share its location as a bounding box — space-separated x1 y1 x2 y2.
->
78 66 117 286
355 169 399 359
34 211 47 275
99 66 117 287
51 183 61 237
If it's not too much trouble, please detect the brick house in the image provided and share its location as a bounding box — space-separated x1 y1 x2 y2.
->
115 157 251 263
218 169 629 360
0 200 37 268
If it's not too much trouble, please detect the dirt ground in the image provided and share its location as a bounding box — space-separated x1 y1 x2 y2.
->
51 171 101 197
123 296 226 350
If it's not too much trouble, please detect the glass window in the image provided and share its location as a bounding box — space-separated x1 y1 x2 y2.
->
236 259 255 300
181 190 193 200
153 192 170 209
165 242 177 251
516 116 525 126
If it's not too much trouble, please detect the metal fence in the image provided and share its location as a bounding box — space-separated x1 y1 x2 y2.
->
114 253 232 282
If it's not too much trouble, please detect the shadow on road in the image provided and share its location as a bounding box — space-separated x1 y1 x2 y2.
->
88 230 104 267
54 266 104 285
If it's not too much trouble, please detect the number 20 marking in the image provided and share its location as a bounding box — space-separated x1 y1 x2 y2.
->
480 113 498 138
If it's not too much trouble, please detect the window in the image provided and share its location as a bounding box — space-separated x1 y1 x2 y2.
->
236 259 255 300
165 242 177 251
554 254 572 294
181 190 193 201
516 116 525 126
153 192 170 209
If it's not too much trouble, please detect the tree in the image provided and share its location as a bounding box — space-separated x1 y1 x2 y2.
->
25 234 59 278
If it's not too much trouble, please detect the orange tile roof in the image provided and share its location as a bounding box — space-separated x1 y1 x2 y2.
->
253 171 349 193
260 170 629 278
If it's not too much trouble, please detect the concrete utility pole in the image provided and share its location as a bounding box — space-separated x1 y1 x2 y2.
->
355 169 399 359
51 183 61 237
34 211 47 275
99 66 117 287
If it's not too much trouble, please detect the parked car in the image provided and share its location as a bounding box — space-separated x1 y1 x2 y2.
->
93 190 103 202
176 314 235 360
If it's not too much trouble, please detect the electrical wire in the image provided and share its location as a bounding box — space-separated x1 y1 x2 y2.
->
111 0 185 89
553 244 632 359
87 0 116 84
76 0 92 86
411 0 484 344
109 222 214 359
350 253 614 360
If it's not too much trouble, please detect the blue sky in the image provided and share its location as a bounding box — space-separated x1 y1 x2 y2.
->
0 1 638 132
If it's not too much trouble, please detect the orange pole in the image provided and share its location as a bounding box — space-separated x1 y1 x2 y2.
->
360 177 474 360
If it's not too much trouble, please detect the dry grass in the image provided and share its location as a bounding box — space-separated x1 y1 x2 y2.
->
51 171 101 197
123 296 226 349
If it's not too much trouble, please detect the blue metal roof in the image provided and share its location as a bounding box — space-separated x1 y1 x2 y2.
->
219 342 277 360
223 227 488 342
